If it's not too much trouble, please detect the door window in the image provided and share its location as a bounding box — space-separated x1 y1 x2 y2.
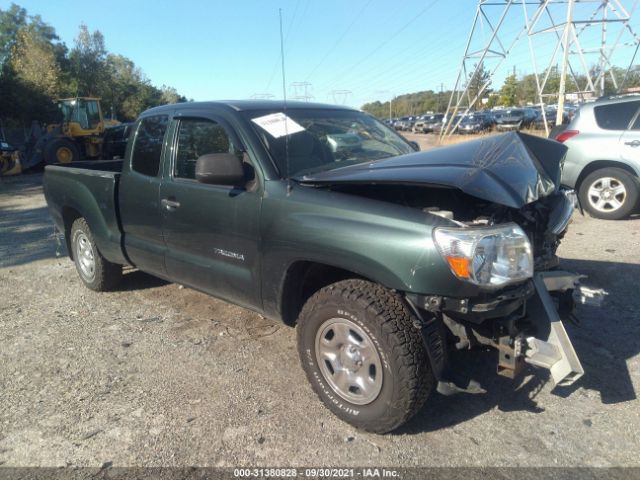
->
594 101 640 130
174 118 234 180
131 115 169 177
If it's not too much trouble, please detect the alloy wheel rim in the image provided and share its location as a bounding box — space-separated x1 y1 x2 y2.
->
587 177 626 213
76 232 95 281
315 317 383 405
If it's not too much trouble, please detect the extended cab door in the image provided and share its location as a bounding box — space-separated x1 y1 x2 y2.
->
119 114 170 277
159 114 262 309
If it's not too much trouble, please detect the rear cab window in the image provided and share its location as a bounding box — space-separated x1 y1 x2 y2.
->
594 101 640 130
131 115 169 176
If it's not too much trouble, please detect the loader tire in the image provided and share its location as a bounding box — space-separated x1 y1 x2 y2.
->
44 138 80 164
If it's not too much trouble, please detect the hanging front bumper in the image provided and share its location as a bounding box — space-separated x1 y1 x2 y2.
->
520 271 605 386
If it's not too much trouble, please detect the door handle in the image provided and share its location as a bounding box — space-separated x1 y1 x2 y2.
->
161 198 181 211
624 140 640 147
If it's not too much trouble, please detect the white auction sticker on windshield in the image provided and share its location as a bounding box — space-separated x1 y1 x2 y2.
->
251 112 305 138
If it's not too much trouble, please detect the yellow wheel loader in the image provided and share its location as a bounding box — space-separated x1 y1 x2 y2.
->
20 97 119 170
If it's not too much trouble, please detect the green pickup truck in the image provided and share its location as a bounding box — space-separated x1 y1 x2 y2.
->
44 100 594 433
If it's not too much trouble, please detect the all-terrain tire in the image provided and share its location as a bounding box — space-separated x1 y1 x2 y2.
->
578 167 639 220
70 218 122 291
296 279 434 433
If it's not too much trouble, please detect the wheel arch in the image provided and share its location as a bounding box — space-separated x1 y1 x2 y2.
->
62 206 83 260
280 261 368 326
575 160 639 190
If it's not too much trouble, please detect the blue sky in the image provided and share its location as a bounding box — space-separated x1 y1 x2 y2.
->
4 0 639 108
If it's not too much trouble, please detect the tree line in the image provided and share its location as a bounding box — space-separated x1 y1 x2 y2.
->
362 62 640 118
0 3 188 127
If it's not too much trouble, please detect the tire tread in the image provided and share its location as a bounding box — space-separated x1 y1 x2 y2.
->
297 279 433 433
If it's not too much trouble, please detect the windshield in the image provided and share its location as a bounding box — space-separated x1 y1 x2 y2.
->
500 110 524 118
460 115 480 124
245 109 415 177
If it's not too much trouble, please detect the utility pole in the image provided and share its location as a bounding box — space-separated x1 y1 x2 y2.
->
557 0 575 126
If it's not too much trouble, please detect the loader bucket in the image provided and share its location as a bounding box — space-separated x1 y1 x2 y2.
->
0 151 22 176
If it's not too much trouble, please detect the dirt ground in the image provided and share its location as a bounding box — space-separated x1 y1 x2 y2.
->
1 170 639 468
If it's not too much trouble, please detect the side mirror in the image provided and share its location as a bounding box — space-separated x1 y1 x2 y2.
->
409 141 420 152
195 153 245 186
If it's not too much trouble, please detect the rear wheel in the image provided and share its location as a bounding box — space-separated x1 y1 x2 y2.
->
296 279 433 433
71 218 122 291
44 138 80 164
578 167 639 220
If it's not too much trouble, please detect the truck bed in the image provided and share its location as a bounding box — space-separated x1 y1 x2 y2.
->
43 160 127 265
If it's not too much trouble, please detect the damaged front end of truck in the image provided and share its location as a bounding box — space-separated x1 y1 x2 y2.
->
297 132 605 394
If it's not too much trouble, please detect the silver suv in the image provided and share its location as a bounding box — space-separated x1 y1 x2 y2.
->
556 95 640 220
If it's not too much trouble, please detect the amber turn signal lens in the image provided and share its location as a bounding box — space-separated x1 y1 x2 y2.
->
446 256 471 279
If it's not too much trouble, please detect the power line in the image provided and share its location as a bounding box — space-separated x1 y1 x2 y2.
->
305 0 374 81
329 89 353 105
291 81 314 101
265 0 303 94
319 0 441 92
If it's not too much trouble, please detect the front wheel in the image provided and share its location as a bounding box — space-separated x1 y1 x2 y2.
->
71 218 122 291
578 167 639 220
296 280 434 433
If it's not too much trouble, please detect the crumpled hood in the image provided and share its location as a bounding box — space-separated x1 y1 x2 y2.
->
295 132 567 209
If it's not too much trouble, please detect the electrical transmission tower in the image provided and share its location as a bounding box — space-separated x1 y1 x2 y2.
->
442 0 640 137
329 89 353 105
290 81 314 101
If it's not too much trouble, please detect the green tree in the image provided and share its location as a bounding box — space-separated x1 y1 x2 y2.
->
68 24 107 96
499 74 519 106
102 53 145 119
10 25 60 98
466 62 491 107
160 85 186 105
0 3 27 67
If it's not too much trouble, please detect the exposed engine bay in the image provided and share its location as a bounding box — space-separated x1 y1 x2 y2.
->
327 183 575 271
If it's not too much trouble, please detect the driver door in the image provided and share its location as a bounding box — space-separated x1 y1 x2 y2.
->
160 115 262 310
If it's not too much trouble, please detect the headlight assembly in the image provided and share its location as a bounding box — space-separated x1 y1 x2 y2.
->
433 223 533 288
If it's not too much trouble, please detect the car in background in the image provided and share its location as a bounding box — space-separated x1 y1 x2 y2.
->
412 114 444 133
533 108 569 130
400 116 416 131
393 116 411 130
458 112 494 134
102 123 133 159
495 108 536 131
432 114 462 135
556 95 640 220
